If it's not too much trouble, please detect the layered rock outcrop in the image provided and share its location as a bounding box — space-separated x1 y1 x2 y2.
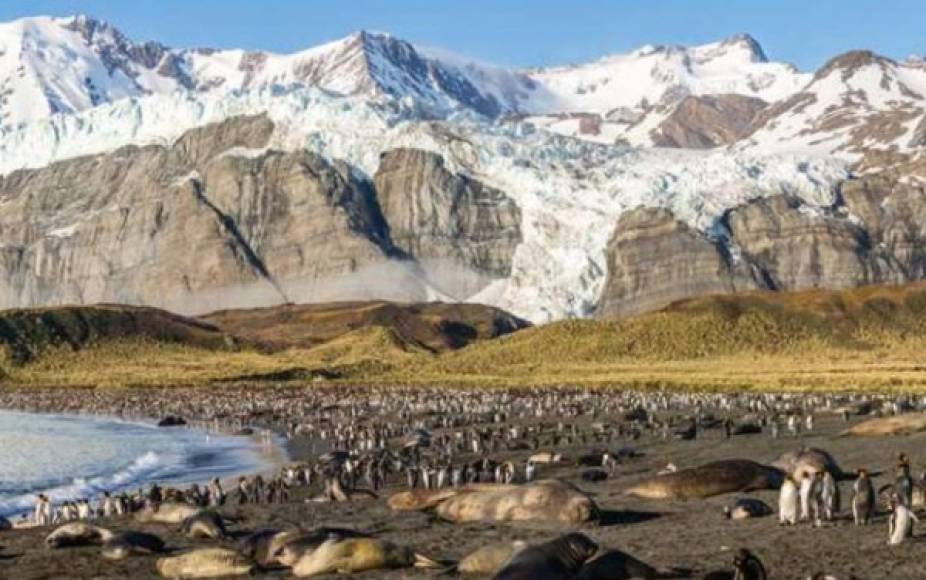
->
0 116 522 314
596 208 757 318
596 182 922 317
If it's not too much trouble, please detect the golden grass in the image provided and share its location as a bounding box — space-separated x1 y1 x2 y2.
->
5 285 926 391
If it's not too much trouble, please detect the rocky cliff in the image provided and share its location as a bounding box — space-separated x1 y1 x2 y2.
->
0 115 522 314
595 174 926 317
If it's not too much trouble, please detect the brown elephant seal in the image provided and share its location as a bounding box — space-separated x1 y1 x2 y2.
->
238 528 289 567
574 548 670 580
273 527 370 567
156 547 254 578
136 502 200 524
101 531 166 560
626 460 782 500
724 497 773 520
45 522 114 548
456 540 527 575
842 414 926 436
493 533 599 580
436 480 597 524
388 488 460 511
291 536 441 577
772 448 844 480
180 510 227 539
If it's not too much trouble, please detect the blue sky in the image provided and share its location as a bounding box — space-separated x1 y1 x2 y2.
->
1 1 922 71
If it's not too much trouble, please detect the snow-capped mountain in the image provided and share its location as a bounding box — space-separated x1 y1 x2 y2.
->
740 50 926 162
0 14 924 323
0 15 809 129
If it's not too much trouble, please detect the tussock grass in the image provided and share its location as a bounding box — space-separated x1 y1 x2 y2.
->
4 285 926 391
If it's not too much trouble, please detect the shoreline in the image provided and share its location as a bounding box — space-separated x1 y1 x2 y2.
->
0 407 290 521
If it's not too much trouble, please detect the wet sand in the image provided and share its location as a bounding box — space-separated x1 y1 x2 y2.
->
0 390 924 579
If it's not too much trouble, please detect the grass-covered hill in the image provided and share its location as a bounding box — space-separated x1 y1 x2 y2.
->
3 284 926 390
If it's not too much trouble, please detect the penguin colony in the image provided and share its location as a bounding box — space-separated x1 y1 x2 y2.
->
0 386 925 578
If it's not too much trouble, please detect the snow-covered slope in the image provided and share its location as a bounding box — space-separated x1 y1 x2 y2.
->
0 15 809 130
0 85 847 321
740 51 926 160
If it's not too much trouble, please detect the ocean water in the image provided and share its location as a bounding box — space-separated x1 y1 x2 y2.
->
0 410 275 517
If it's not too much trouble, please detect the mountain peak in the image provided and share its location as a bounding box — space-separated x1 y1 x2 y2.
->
720 33 768 62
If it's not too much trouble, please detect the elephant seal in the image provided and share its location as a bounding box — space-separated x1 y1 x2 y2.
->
529 452 562 464
388 488 459 511
101 531 166 560
772 448 844 480
180 510 227 539
574 548 666 580
136 502 200 524
626 460 782 500
842 414 926 436
436 480 597 524
724 498 773 520
238 528 289 567
273 527 370 567
493 533 598 580
45 523 114 548
291 537 440 577
456 540 527 575
156 547 254 578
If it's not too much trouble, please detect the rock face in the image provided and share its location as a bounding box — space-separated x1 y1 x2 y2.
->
596 185 919 317
373 148 522 296
651 94 767 148
0 115 521 314
596 208 757 318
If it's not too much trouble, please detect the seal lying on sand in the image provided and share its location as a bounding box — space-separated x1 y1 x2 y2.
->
771 448 844 480
101 531 166 560
842 414 926 436
291 537 441 577
136 502 200 524
455 540 527 575
724 498 773 520
156 548 254 578
388 488 460 512
493 533 598 580
435 480 597 524
273 527 370 568
626 460 782 500
45 523 114 548
180 510 227 539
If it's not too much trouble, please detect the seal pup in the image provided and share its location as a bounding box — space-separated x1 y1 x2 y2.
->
888 498 918 545
180 510 227 539
45 522 114 548
291 536 441 577
779 475 799 525
493 533 598 580
724 498 772 520
852 469 875 525
156 547 254 578
136 502 199 524
101 531 166 560
454 540 527 575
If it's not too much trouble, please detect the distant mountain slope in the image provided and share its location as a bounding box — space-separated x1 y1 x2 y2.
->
200 301 529 353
